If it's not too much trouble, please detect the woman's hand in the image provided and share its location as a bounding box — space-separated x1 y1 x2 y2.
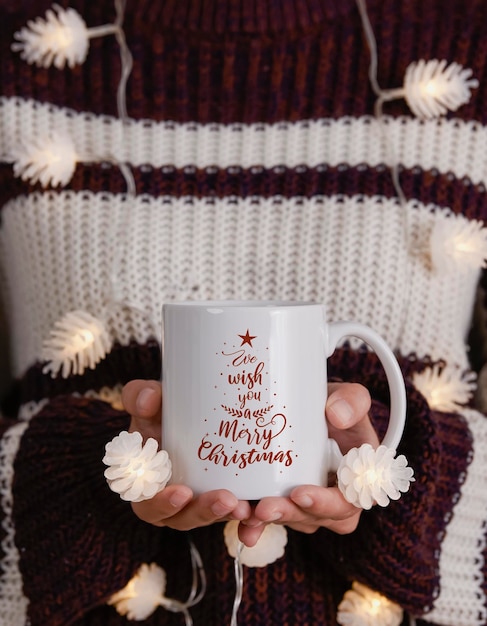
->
239 382 378 546
121 380 252 530
121 380 378 545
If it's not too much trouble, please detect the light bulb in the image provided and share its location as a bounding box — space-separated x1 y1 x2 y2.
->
369 597 383 616
364 468 379 485
404 59 478 119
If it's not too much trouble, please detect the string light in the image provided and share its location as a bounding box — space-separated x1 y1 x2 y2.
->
14 0 482 377
108 563 167 621
337 581 404 626
337 444 414 510
41 309 112 377
10 0 136 376
11 131 77 188
403 60 478 120
224 520 288 625
108 547 206 626
412 364 477 412
430 215 487 273
355 0 479 356
11 4 120 69
103 431 172 502
84 384 125 410
224 521 288 568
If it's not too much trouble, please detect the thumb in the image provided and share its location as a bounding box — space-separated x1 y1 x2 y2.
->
326 382 379 451
121 379 162 442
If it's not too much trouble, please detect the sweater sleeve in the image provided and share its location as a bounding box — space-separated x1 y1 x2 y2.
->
324 348 487 625
4 396 166 626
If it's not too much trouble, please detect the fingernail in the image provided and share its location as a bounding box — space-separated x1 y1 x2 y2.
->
292 493 313 508
136 388 157 414
328 398 354 426
211 501 233 517
265 511 282 522
241 519 263 527
169 491 191 508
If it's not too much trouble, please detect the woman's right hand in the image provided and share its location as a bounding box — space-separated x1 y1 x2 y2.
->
121 380 252 530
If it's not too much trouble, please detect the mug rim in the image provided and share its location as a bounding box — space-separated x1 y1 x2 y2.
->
163 299 321 309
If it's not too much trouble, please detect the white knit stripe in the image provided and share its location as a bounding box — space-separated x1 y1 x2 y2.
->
0 192 480 377
1 97 487 186
0 421 29 625
421 408 487 626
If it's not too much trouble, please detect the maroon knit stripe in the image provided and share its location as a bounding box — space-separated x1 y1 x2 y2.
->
2 0 487 124
120 15 373 124
1 164 485 222
132 0 355 34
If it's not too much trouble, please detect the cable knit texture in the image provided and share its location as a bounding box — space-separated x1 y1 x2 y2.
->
0 0 487 625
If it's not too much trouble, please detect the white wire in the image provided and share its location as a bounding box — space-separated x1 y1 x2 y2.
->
113 0 133 122
355 0 381 96
99 0 158 331
355 0 407 207
158 540 207 625
230 542 244 626
355 0 413 347
187 539 207 607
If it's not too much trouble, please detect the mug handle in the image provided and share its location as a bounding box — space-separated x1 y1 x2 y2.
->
326 321 407 472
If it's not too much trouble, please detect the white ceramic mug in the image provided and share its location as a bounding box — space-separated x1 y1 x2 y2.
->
161 301 406 499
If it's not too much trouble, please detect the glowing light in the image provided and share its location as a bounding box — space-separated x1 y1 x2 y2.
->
422 79 443 97
103 431 172 503
412 365 476 412
369 597 383 615
11 132 78 188
364 468 379 485
430 215 487 273
337 444 414 510
42 310 112 377
108 563 166 621
224 520 288 567
404 59 478 119
337 582 403 626
11 5 90 69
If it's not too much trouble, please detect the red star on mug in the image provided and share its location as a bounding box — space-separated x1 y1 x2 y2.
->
238 329 256 347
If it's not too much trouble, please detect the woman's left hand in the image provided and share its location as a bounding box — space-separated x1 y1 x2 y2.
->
238 382 379 546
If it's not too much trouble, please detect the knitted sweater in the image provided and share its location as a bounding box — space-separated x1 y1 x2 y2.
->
0 0 486 624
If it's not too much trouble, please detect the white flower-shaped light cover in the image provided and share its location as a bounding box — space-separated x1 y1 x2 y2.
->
108 563 166 621
42 310 112 378
12 132 77 188
224 520 288 567
403 59 478 119
337 581 403 626
337 444 414 510
12 4 90 69
84 384 125 411
103 431 172 503
430 215 487 273
412 364 477 412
